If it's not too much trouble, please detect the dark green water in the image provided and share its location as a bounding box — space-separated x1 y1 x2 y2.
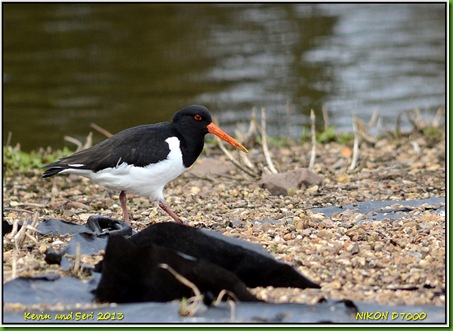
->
3 3 446 150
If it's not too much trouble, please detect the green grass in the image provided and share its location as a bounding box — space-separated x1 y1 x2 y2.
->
3 145 73 176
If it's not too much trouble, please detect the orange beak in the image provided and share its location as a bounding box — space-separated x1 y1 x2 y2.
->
207 122 248 153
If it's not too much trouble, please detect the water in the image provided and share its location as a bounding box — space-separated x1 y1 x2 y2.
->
3 3 446 151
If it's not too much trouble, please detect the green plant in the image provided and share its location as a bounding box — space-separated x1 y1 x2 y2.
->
3 146 73 176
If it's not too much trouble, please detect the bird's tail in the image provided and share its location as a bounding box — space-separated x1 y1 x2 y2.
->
42 163 65 178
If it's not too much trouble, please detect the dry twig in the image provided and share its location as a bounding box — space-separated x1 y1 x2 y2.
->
235 106 258 143
6 131 12 147
260 107 278 174
432 107 444 127
322 105 329 131
159 264 237 320
64 132 93 152
309 109 316 170
355 118 377 145
83 132 93 149
216 137 259 179
71 243 83 277
159 263 205 317
349 117 360 172
64 136 83 152
12 212 39 250
367 109 379 130
91 123 113 138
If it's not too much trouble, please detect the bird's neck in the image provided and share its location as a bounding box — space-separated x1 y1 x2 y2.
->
178 135 205 168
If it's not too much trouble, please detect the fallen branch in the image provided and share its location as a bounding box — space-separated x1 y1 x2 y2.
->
309 109 316 170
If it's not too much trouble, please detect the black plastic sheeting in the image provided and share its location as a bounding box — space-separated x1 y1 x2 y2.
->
4 216 320 318
95 222 319 304
310 198 445 222
4 274 99 306
3 198 446 324
4 298 446 324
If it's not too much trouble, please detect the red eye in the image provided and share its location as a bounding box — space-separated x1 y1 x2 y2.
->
194 114 202 121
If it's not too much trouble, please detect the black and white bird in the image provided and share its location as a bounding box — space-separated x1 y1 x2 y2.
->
43 105 248 226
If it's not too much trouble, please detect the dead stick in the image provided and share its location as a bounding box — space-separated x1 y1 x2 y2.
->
12 249 17 280
64 136 83 152
72 242 81 276
309 109 316 170
216 137 258 178
6 131 12 147
322 105 329 131
239 151 255 170
432 107 444 127
349 117 360 171
82 132 93 149
159 263 201 298
368 109 379 129
91 122 113 137
261 107 278 174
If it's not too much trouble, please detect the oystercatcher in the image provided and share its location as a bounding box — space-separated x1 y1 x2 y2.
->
43 105 248 226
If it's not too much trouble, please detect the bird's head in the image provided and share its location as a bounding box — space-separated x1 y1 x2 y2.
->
172 105 248 153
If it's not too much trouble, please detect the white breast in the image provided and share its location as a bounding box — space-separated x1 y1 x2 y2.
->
64 137 187 201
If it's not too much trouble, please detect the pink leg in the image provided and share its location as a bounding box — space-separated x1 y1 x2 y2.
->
158 200 184 224
119 191 131 226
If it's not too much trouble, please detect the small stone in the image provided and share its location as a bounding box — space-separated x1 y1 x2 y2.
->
317 229 328 238
190 186 201 194
259 169 323 196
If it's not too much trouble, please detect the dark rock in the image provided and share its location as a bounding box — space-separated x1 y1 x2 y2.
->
259 169 323 196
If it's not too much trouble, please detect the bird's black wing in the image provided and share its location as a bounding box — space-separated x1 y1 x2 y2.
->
43 123 177 177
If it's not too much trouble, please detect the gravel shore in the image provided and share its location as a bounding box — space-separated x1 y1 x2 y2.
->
3 131 446 308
